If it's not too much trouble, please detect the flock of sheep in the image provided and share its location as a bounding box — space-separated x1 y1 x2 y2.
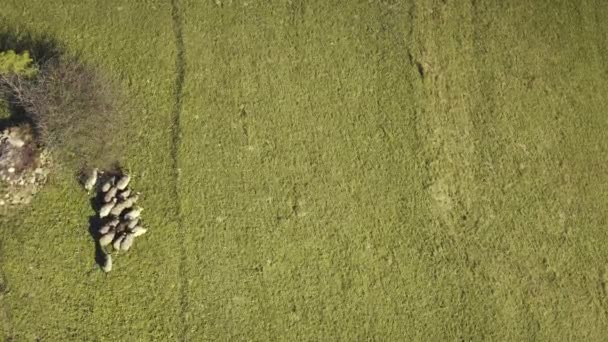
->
84 169 147 273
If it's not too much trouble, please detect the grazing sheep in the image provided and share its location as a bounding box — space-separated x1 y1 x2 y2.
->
104 186 118 203
120 233 135 251
102 253 112 273
116 174 131 190
127 218 139 229
121 194 139 209
99 198 117 218
99 218 120 234
101 177 115 192
115 222 128 234
122 197 136 209
130 226 147 237
118 188 131 200
112 233 125 251
99 230 116 247
129 193 140 203
99 223 113 235
124 207 143 220
112 195 137 215
109 202 126 217
84 168 98 193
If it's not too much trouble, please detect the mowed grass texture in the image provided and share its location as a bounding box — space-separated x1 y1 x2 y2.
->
1 0 608 340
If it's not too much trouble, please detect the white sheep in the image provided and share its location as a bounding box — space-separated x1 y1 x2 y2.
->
99 218 120 234
123 198 136 209
103 187 118 203
109 202 126 217
112 196 138 216
83 168 98 193
112 233 125 251
126 218 139 229
100 177 114 193
118 188 131 200
130 226 147 237
114 222 128 234
120 233 135 251
102 253 112 273
99 198 117 218
124 207 143 220
99 230 116 247
116 174 131 190
99 223 112 235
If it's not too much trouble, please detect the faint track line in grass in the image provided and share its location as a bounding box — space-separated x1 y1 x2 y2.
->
170 0 187 340
406 0 424 81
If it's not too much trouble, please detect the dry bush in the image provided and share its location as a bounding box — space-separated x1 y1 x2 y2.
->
1 56 126 171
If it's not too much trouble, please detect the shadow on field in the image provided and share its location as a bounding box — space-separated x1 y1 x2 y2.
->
89 195 106 269
86 167 124 270
0 27 61 62
0 25 109 270
0 24 62 131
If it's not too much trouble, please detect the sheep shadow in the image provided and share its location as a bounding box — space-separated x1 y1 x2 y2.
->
86 169 123 270
88 192 106 269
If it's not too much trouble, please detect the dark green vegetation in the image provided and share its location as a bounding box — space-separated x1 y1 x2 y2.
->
1 0 608 340
0 50 125 171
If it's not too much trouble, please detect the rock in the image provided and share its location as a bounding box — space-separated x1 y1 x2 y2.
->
7 167 14 173
7 137 24 148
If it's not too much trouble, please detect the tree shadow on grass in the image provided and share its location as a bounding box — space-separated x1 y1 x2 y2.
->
0 25 62 63
0 99 34 132
0 25 109 271
0 25 62 131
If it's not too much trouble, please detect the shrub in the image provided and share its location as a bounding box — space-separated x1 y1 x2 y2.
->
0 50 37 76
0 54 125 171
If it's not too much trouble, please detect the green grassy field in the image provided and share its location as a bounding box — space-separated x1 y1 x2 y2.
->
1 0 608 340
